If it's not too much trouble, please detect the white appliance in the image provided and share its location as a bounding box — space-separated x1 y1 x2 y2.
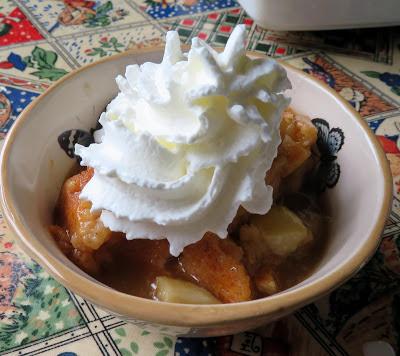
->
237 0 400 31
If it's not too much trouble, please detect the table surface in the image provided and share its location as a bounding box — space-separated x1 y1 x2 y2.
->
0 1 399 355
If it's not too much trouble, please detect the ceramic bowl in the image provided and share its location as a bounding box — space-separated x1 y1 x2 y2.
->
0 48 392 337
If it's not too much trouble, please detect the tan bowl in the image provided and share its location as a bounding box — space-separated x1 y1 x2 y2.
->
0 48 392 337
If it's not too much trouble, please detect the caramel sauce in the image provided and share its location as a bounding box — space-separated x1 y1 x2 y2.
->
51 193 328 301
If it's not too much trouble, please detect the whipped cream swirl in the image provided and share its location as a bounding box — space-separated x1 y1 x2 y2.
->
75 25 291 256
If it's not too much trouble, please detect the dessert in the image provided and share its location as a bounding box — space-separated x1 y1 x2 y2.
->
51 25 326 304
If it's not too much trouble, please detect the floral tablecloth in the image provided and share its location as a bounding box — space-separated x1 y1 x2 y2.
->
0 1 399 355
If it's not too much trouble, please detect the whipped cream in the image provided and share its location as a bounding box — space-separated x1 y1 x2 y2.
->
75 25 291 256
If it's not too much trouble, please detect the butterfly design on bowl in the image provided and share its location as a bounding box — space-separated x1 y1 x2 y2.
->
58 129 94 159
310 118 345 192
57 119 103 160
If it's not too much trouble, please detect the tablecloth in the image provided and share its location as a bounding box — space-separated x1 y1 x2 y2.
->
0 1 399 355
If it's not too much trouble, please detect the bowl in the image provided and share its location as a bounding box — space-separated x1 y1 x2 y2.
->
0 48 392 337
237 0 400 31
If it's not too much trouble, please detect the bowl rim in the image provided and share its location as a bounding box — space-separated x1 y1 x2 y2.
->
0 47 393 327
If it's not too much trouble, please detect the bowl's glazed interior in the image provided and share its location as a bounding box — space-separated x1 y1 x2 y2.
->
0 48 391 336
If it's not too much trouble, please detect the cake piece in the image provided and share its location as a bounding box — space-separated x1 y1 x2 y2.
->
266 108 318 194
57 168 112 252
180 232 252 303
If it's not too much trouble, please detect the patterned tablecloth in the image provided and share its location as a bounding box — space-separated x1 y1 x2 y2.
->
0 1 399 355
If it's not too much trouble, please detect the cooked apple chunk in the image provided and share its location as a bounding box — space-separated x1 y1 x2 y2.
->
155 276 221 304
240 205 313 270
254 267 279 296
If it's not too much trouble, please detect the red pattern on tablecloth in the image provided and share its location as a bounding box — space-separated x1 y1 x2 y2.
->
0 7 43 46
